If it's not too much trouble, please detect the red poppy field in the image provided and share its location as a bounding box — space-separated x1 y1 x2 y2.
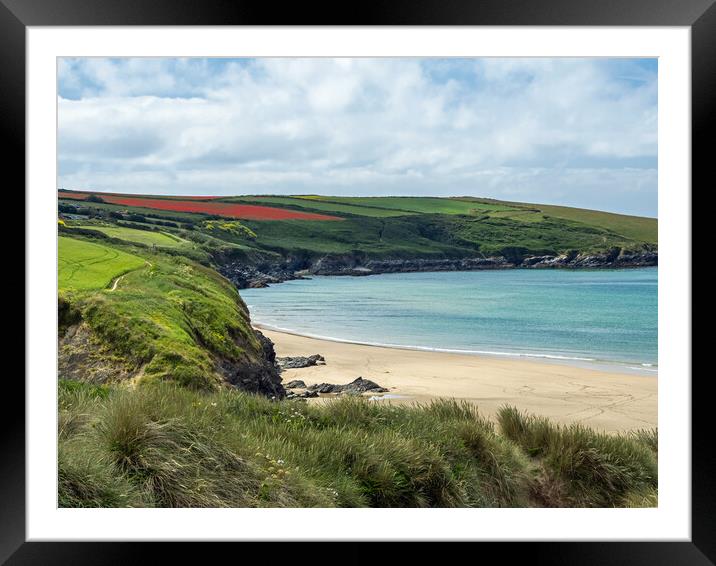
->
58 191 342 221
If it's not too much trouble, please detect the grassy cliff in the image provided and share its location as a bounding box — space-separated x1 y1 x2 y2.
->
58 231 281 393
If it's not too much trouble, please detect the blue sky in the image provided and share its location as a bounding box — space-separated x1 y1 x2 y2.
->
58 57 657 217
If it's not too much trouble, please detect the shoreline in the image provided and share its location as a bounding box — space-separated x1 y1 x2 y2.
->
221 253 657 290
260 327 658 433
254 322 657 377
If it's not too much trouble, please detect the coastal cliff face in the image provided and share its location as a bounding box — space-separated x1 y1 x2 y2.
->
59 313 285 399
58 256 286 398
218 248 658 289
215 330 284 398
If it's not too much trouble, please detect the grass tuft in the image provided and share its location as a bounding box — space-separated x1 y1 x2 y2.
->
497 406 657 507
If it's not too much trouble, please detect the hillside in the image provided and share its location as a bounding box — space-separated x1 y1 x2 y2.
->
58 230 282 394
59 191 657 289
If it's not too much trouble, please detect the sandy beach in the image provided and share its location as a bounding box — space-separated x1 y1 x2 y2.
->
260 327 657 433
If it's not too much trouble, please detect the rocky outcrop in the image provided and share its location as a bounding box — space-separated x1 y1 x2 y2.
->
218 249 656 289
306 377 388 395
58 323 140 384
286 390 319 399
217 330 285 398
218 262 299 289
277 354 326 370
311 256 512 276
284 377 388 398
523 250 658 269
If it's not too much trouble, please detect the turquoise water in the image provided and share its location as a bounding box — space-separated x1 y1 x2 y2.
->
240 268 657 372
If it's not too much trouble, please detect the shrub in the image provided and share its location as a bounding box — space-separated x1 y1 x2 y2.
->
59 442 146 507
629 428 658 454
497 406 657 507
203 220 257 240
95 389 262 507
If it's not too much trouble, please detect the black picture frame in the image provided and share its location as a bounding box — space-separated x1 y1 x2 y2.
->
7 1 708 563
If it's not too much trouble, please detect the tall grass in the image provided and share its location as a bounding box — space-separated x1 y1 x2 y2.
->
497 406 657 507
58 381 657 508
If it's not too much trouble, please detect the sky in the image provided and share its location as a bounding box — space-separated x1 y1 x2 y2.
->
58 57 657 217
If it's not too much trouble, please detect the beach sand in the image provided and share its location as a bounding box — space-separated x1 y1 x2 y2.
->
260 327 657 433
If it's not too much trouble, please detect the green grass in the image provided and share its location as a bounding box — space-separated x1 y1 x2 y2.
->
497 406 657 507
241 216 471 257
58 381 658 508
454 197 657 244
299 195 519 215
240 211 644 260
530 204 657 244
58 236 146 291
70 225 190 248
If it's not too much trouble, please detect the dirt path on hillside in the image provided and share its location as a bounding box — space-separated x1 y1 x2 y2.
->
107 261 153 292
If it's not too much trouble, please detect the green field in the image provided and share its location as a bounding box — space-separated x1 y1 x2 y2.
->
70 225 189 248
454 197 657 243
297 195 520 215
240 212 644 259
529 204 658 244
58 236 146 291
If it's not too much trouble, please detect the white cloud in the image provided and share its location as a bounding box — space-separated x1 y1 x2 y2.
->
58 57 657 216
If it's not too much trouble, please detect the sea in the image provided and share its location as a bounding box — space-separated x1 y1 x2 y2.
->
240 267 658 375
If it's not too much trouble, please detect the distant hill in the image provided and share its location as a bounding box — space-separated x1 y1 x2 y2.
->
59 191 657 288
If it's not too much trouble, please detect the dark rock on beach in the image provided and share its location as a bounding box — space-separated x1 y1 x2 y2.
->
284 379 307 389
307 377 388 395
286 389 319 399
277 355 326 370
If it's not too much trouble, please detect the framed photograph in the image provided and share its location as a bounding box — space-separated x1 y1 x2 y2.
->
9 0 709 563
